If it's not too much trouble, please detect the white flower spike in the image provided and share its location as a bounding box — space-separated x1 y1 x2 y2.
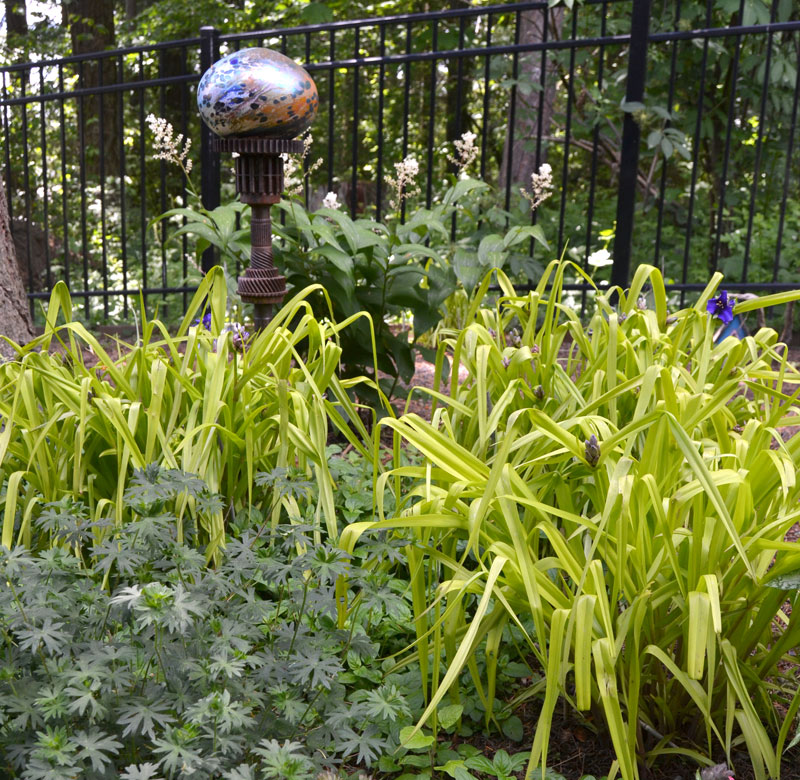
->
587 248 613 268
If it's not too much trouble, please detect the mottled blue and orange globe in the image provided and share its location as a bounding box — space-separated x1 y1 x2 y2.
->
197 48 318 138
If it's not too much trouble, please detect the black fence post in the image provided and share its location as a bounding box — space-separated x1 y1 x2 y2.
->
611 0 651 291
199 26 221 272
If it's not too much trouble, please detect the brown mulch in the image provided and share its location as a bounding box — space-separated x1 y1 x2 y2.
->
473 696 800 780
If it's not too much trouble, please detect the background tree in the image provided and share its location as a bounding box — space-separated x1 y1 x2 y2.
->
0 172 34 354
62 0 119 173
499 6 563 190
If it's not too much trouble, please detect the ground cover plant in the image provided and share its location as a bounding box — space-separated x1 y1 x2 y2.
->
0 465 422 779
0 267 373 557
341 261 800 780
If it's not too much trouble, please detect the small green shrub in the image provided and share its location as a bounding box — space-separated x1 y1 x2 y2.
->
342 261 800 780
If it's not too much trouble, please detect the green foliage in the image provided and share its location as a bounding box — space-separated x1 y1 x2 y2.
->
342 261 800 779
271 181 501 396
0 268 373 557
0 466 421 779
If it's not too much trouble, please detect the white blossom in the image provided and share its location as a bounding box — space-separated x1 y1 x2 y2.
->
386 155 421 210
282 133 322 197
520 162 553 212
448 130 479 174
146 114 192 174
587 248 613 268
322 191 341 210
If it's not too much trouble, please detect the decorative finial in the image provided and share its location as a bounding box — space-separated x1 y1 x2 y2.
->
197 48 319 328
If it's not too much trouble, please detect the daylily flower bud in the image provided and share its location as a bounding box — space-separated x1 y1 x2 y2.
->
584 434 600 466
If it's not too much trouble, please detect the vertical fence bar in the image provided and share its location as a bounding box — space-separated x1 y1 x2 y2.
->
773 35 800 282
528 5 550 264
327 29 335 194
653 0 682 268
58 64 71 291
711 0 744 273
304 31 312 209
199 26 221 272
350 26 361 217
425 19 438 209
20 70 34 315
180 46 189 309
1 72 12 225
611 0 652 292
582 0 608 314
158 52 169 316
503 10 521 214
557 9 578 255
98 57 109 320
450 15 466 240
680 0 713 303
78 61 90 318
38 66 52 294
139 53 148 314
376 23 387 220
400 21 412 223
742 0 778 284
479 14 492 183
118 54 129 316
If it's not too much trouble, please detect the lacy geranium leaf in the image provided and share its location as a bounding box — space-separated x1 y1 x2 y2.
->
118 698 176 740
72 729 122 773
286 649 342 689
120 763 164 780
334 724 386 766
16 618 70 656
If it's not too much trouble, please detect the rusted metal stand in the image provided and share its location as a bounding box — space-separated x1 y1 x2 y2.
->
212 137 303 329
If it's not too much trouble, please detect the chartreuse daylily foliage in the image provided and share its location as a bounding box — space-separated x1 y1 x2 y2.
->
0 268 377 558
341 262 800 780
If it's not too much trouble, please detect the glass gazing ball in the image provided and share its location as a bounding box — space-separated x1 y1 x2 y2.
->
197 48 318 138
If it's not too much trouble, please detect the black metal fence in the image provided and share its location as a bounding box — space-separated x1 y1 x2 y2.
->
2 0 800 324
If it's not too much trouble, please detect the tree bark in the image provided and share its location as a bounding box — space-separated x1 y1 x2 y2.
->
4 0 27 37
499 7 564 189
0 176 34 356
445 0 475 169
62 0 119 174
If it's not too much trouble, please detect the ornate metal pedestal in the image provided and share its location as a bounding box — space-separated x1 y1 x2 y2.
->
212 137 303 329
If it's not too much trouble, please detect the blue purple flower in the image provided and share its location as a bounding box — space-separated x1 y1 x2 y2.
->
194 312 212 329
707 290 734 324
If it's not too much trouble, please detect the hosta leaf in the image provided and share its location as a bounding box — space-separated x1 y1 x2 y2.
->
437 703 463 730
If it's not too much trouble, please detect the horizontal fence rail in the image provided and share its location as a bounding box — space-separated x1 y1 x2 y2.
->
1 0 799 325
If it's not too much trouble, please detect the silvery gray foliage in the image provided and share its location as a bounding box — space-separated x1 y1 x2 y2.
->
0 466 412 779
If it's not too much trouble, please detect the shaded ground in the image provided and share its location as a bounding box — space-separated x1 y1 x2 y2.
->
472 696 800 780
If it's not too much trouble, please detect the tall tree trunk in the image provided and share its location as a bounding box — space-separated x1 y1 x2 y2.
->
4 0 27 37
4 0 28 199
62 0 119 175
0 175 34 356
445 8 475 174
499 7 564 189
